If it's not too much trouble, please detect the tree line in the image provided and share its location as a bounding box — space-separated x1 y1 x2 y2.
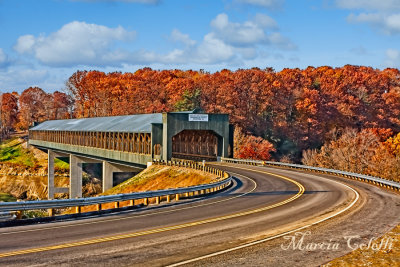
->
1 65 400 180
1 88 72 136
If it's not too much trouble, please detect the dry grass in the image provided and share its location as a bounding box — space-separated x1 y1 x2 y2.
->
72 165 218 213
0 174 68 200
324 224 400 266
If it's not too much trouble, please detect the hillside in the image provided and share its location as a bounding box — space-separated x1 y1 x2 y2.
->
105 164 218 195
0 137 99 200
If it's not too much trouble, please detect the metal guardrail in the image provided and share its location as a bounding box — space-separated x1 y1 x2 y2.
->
221 157 400 191
0 161 232 217
0 211 15 221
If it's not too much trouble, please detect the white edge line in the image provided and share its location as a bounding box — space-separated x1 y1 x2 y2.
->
167 175 360 266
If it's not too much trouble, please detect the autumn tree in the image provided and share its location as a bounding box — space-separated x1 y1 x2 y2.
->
60 65 400 162
1 92 19 132
51 91 71 120
18 87 50 129
302 128 400 182
234 127 275 160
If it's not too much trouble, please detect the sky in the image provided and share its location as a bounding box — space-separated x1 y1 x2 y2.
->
0 0 400 93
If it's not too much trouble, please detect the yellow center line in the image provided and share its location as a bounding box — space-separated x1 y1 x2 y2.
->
0 174 257 236
0 167 305 258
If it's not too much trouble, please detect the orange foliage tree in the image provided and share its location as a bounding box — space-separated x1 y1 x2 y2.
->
1 92 19 132
234 127 275 160
4 65 399 162
18 87 51 129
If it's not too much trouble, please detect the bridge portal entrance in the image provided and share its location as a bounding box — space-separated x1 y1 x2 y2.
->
172 130 221 161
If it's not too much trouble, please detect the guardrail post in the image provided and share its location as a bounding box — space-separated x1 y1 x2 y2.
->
175 194 180 201
96 203 102 211
75 206 81 214
16 210 23 219
143 198 148 206
155 196 160 204
129 199 135 206
48 208 55 217
114 202 120 208
166 195 171 202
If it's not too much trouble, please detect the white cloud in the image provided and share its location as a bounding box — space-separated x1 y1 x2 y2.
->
170 29 196 46
253 13 279 29
267 32 296 49
0 49 7 65
337 0 400 35
174 13 294 65
194 33 235 64
10 14 295 70
209 13 290 48
14 21 136 67
386 14 400 32
236 0 284 9
0 68 49 91
336 0 400 11
348 12 400 34
132 13 293 66
14 35 36 54
347 12 381 23
0 48 10 69
384 48 400 67
210 13 267 46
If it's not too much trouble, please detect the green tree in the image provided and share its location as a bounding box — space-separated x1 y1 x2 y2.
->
174 89 202 111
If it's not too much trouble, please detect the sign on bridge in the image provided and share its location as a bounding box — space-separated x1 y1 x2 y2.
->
189 114 208 122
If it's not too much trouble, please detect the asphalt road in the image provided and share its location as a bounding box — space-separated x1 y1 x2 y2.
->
0 163 399 266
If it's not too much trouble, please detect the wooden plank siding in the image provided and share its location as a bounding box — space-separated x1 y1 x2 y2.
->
30 130 152 155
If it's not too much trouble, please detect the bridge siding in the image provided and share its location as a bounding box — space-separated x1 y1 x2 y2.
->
29 139 152 166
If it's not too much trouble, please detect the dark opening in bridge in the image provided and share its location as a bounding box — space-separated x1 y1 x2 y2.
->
172 130 222 161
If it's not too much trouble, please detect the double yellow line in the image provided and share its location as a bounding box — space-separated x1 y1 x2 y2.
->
0 168 305 258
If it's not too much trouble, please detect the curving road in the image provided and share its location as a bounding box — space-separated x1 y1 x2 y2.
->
0 163 399 266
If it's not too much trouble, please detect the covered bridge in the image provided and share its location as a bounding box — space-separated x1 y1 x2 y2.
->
28 110 233 199
29 110 233 164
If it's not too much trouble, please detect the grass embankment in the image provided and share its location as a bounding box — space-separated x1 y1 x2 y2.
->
72 165 218 213
325 225 400 266
0 192 16 202
0 138 38 167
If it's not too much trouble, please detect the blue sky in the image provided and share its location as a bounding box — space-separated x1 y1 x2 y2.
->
0 0 399 93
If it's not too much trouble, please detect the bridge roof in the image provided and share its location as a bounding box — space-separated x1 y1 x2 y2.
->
30 113 163 133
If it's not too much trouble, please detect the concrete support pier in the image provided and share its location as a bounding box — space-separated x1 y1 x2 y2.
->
48 150 55 199
47 150 70 200
69 154 83 199
102 161 141 192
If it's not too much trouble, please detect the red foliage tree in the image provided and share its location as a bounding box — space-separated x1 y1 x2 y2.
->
234 127 275 160
18 87 51 129
1 92 19 131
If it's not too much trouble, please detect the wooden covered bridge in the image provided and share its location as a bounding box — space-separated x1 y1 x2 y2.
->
28 110 233 199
